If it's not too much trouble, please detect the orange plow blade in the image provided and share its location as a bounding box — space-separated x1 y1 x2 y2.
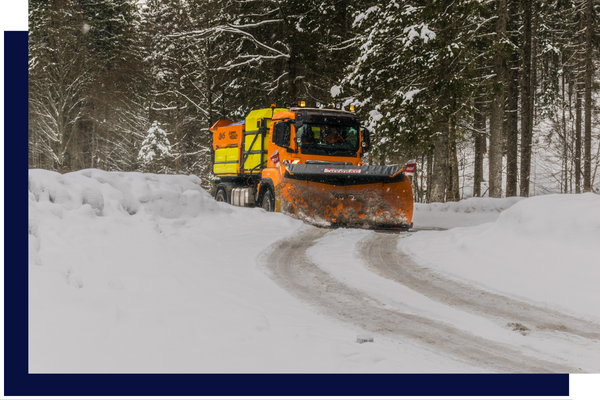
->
276 164 413 229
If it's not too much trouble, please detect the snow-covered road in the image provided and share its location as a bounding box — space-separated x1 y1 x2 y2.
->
297 227 600 372
263 227 574 372
361 232 600 343
28 170 600 372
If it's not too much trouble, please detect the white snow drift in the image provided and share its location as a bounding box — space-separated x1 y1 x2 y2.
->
403 193 600 321
412 196 525 229
28 169 474 372
28 169 599 373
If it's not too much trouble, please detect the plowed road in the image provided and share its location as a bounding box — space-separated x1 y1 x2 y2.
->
261 226 600 372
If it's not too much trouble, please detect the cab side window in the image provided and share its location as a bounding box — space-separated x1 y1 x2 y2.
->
273 121 291 147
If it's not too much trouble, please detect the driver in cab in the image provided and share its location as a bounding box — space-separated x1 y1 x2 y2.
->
324 126 344 144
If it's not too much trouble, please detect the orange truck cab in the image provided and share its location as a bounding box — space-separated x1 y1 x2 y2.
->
210 105 413 230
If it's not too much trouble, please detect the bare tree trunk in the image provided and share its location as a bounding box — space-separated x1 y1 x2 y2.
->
446 159 453 201
505 0 519 197
207 46 215 179
519 0 533 197
532 12 538 123
575 88 582 193
505 65 519 196
450 125 460 201
583 0 593 192
419 155 425 202
412 167 419 203
430 122 449 203
426 151 433 202
489 102 504 198
568 79 574 192
446 127 453 202
175 89 181 175
474 97 486 197
489 0 507 198
575 13 584 193
91 120 96 169
561 61 567 193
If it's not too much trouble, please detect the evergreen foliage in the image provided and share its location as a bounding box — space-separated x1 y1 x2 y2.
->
28 0 600 197
138 121 172 172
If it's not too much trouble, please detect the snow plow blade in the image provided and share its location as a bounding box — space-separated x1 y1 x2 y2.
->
276 164 413 229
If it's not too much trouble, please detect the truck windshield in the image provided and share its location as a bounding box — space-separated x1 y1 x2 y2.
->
296 123 360 156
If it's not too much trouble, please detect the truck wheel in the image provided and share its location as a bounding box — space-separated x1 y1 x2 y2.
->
261 188 275 212
215 187 228 203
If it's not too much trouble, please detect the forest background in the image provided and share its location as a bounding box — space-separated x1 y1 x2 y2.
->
28 0 600 202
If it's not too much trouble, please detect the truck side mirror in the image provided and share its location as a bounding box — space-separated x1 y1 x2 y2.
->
361 126 371 153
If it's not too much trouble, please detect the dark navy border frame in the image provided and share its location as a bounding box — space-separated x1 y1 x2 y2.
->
5 30 569 397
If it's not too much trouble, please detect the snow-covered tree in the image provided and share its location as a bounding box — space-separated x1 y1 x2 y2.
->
344 0 490 201
138 121 173 172
28 0 141 172
27 0 600 197
29 0 98 171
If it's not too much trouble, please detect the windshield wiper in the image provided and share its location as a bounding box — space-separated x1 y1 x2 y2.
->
301 147 328 155
329 150 356 156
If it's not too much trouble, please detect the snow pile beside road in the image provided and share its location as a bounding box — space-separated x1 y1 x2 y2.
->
28 169 220 219
413 197 524 229
28 169 469 373
29 169 331 372
401 193 600 320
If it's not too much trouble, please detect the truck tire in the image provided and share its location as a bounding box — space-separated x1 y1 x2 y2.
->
215 187 228 203
261 188 275 212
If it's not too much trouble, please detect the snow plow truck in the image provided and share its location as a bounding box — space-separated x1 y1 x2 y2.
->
210 103 413 230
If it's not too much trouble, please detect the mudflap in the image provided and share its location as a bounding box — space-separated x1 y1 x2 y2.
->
277 164 413 229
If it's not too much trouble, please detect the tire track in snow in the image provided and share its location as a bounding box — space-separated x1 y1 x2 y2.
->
359 232 600 341
261 226 575 372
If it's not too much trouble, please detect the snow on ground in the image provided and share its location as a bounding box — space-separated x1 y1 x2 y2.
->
29 169 599 373
307 229 521 345
401 194 600 321
412 197 525 229
308 222 600 371
28 169 474 372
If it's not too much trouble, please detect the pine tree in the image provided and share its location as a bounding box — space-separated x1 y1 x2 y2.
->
344 0 490 201
138 121 173 172
27 0 600 194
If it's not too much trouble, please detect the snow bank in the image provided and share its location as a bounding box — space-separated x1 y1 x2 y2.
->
412 197 525 229
401 194 600 320
28 169 471 373
28 169 217 218
28 169 313 372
